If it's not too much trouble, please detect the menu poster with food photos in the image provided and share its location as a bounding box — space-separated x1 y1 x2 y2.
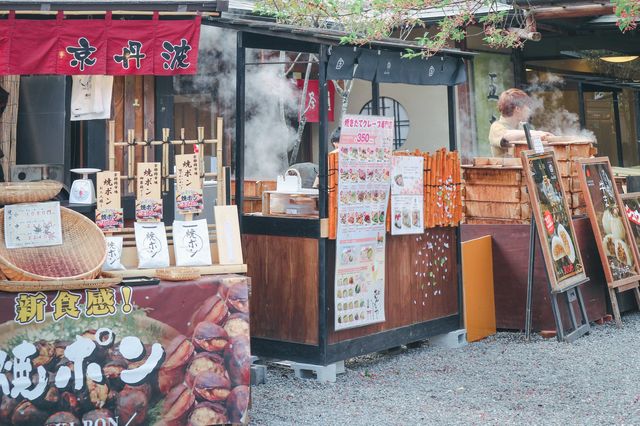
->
391 155 424 236
335 114 393 330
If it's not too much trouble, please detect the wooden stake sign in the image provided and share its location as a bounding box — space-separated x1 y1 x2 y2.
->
175 153 203 214
520 149 587 292
96 171 123 232
577 157 640 326
136 162 162 222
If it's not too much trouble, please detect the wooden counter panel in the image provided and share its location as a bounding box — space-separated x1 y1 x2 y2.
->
329 227 459 344
461 218 608 331
243 234 319 345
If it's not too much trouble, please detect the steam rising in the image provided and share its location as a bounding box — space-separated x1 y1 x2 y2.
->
526 74 596 141
186 26 300 179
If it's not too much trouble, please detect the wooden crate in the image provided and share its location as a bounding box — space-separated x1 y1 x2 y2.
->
512 139 595 161
464 201 524 220
462 166 523 186
464 217 529 225
464 185 522 203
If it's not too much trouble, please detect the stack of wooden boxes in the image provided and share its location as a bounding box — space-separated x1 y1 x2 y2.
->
463 138 596 223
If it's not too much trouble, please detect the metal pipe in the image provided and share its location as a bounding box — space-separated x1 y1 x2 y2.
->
577 82 586 129
235 31 246 227
613 91 624 166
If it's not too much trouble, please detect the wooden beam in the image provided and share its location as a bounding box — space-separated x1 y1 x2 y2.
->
532 4 614 20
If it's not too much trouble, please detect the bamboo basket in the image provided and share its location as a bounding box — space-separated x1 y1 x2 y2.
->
156 267 202 282
0 207 106 281
0 180 63 205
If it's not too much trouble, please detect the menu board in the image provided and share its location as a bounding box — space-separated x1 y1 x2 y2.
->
335 114 393 330
577 158 640 285
521 150 586 292
4 201 63 249
390 155 424 235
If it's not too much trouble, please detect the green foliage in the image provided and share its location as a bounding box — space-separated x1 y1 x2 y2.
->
255 0 637 56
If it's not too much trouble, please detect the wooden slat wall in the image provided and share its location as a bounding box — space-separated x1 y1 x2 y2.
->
329 228 459 344
111 76 155 192
0 76 19 180
243 234 319 345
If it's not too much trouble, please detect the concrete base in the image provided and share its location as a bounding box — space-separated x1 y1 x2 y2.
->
250 356 267 385
272 360 346 383
429 329 468 349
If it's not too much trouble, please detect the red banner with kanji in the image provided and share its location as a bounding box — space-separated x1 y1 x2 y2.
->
0 12 201 75
296 79 335 122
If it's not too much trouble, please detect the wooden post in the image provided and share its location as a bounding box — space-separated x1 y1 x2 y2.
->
127 129 135 193
143 128 149 163
162 128 170 192
108 121 116 171
216 117 224 206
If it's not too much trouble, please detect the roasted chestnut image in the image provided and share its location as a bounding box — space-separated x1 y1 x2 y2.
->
82 408 115 424
223 313 250 338
193 371 231 402
226 283 249 314
33 384 60 411
86 377 110 409
116 389 148 426
188 402 228 426
227 385 250 424
224 336 251 387
186 353 227 387
59 391 81 417
123 383 153 402
53 340 71 359
33 340 56 369
158 335 195 394
193 322 229 352
191 295 229 327
163 383 195 423
0 395 18 420
103 359 128 390
44 411 80 426
11 401 48 426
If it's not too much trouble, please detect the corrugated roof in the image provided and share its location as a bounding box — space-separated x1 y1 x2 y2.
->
0 0 228 12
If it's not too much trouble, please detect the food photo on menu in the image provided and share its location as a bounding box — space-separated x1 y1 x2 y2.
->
530 156 583 281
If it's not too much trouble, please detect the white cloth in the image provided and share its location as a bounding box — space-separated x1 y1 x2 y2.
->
71 75 114 121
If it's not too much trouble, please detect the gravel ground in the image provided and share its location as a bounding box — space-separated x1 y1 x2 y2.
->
250 312 640 425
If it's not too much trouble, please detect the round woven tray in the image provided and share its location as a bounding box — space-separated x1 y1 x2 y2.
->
0 207 106 281
156 267 202 282
0 180 63 205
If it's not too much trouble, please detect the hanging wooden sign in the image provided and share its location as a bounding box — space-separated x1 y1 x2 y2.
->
577 157 640 326
520 149 587 292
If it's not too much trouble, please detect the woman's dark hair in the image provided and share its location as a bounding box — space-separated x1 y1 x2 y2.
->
330 126 341 145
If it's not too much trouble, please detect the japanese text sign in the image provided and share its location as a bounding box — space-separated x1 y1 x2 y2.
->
0 13 201 75
137 163 161 200
175 153 202 192
4 202 63 249
97 171 121 210
295 79 335 122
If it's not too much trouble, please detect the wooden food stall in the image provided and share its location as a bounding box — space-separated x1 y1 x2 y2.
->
461 138 612 330
229 21 473 366
0 5 252 425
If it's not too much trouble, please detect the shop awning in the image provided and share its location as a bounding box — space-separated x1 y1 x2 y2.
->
327 46 467 86
0 12 202 75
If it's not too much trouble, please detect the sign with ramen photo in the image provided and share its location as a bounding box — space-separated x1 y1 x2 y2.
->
521 149 587 292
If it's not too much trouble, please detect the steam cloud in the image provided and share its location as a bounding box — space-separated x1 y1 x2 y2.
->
526 74 596 141
184 26 300 179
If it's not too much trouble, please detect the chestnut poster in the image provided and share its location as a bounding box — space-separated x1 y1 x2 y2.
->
391 155 424 236
335 114 393 331
0 276 250 425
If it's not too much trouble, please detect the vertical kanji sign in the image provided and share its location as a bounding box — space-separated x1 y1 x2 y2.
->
175 153 203 214
136 163 163 222
0 15 200 75
96 171 123 232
